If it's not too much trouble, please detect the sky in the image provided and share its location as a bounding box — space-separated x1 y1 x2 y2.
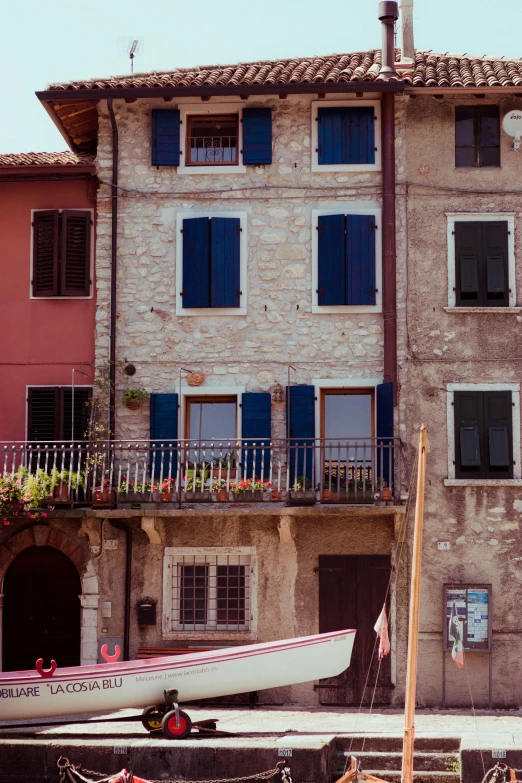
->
1 0 519 153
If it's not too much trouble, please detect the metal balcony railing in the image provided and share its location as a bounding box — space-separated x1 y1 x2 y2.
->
0 438 402 508
189 136 238 164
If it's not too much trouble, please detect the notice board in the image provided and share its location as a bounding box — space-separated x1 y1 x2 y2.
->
443 584 491 653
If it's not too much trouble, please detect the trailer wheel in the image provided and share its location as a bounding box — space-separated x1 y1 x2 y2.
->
161 709 192 739
141 705 164 732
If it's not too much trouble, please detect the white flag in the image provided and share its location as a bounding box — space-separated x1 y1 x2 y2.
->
374 604 391 659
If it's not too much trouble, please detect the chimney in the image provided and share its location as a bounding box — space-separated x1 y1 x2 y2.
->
399 0 414 63
378 2 399 79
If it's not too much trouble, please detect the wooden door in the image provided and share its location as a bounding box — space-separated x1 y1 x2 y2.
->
2 546 81 672
318 554 392 705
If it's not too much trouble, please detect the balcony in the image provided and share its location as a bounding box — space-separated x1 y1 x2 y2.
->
0 438 403 512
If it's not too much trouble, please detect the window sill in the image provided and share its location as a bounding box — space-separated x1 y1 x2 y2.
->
311 163 381 173
176 307 247 316
162 631 257 642
176 164 247 175
443 307 521 314
30 295 93 300
444 478 522 487
312 304 382 314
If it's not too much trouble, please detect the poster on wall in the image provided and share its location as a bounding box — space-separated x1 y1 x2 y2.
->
443 584 491 652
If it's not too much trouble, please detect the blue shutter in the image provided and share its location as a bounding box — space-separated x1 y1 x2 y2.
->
318 107 375 165
241 392 271 480
286 385 315 487
182 217 210 308
242 108 272 165
318 214 346 305
346 214 376 306
151 110 180 166
210 218 240 308
376 382 394 491
150 393 178 479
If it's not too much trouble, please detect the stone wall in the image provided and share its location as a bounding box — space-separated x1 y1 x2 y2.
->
93 94 403 440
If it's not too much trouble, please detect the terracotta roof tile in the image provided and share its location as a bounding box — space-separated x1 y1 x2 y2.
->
45 50 522 93
0 151 95 166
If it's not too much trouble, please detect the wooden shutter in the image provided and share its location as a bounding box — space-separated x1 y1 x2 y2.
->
455 222 481 305
454 391 483 477
182 217 210 308
33 211 59 297
482 221 508 306
150 393 178 479
317 214 345 305
62 211 91 296
346 214 376 305
242 108 272 165
318 107 375 165
210 217 240 308
241 392 271 479
27 388 59 441
286 385 315 486
455 107 477 167
151 109 181 166
479 106 500 167
484 391 512 478
62 388 92 442
376 382 394 489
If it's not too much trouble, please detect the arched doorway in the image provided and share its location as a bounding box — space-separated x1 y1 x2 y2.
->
3 546 81 672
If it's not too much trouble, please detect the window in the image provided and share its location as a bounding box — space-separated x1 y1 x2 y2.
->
453 390 513 479
455 106 500 168
176 212 247 315
447 214 515 309
163 548 257 636
312 207 382 312
312 101 381 172
187 115 238 166
152 106 272 170
27 387 92 442
32 210 92 297
186 396 237 441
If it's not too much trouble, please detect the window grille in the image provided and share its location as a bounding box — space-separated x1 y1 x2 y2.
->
170 553 251 632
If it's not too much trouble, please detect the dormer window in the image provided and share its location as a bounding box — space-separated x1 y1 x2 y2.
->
187 114 239 166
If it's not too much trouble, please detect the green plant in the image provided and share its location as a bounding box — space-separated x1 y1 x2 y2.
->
23 470 52 509
293 476 312 491
230 477 270 493
184 475 205 491
211 478 228 491
213 453 236 470
118 478 156 493
122 388 149 405
50 468 84 490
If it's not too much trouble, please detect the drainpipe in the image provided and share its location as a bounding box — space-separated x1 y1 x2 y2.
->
107 98 118 441
379 3 399 399
111 521 132 661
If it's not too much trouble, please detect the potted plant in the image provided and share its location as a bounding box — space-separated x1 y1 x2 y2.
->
320 470 341 503
159 477 176 502
230 477 270 502
184 475 210 502
212 478 229 502
122 388 149 411
271 487 283 501
93 476 115 507
49 469 84 501
118 479 155 502
211 454 237 479
289 476 315 502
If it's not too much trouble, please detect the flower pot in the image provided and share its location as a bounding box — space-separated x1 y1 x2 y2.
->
53 485 69 501
125 401 141 411
289 490 316 502
271 489 283 502
93 488 114 508
232 490 263 502
185 490 211 502
381 488 393 502
161 490 175 502
321 489 340 503
214 488 228 502
212 468 237 479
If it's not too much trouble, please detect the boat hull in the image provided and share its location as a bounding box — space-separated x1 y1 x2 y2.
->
0 629 355 721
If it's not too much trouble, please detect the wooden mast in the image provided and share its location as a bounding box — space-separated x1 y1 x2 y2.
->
401 425 428 783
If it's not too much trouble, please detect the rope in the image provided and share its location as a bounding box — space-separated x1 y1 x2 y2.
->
58 757 289 783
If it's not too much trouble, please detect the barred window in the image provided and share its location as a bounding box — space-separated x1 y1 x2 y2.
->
164 549 255 633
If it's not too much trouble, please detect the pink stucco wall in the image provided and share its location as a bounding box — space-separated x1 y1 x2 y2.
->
0 175 96 441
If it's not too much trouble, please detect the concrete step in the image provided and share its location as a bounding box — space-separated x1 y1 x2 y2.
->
332 737 461 754
332 751 460 772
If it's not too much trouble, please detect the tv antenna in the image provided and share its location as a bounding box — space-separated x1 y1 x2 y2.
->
503 109 522 151
117 37 144 73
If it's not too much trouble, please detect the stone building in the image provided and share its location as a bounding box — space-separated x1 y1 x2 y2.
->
3 1 522 710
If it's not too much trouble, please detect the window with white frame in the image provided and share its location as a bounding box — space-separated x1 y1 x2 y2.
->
446 383 521 483
311 100 381 173
312 205 382 313
176 211 247 315
447 214 516 308
163 548 256 634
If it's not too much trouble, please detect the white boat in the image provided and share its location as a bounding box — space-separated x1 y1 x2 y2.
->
0 629 355 736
